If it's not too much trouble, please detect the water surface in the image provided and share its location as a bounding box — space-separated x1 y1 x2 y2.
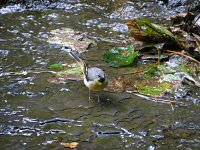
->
0 1 200 149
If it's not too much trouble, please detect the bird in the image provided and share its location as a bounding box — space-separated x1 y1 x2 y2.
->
61 46 108 101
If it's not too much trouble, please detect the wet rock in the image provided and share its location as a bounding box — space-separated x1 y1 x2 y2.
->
47 28 96 53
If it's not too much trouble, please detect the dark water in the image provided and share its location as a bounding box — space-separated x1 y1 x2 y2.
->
1 1 200 149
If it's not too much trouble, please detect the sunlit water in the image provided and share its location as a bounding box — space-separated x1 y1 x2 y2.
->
0 1 200 149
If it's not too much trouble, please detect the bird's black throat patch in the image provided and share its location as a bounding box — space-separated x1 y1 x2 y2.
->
98 77 105 83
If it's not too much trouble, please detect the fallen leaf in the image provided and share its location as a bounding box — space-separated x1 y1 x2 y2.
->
47 63 83 84
170 13 187 25
103 45 138 67
48 63 66 70
127 18 176 43
61 142 80 149
105 76 135 92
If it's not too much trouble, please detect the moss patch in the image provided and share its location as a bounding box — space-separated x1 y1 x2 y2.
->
136 82 173 96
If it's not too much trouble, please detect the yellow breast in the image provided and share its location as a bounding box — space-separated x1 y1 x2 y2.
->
84 78 108 91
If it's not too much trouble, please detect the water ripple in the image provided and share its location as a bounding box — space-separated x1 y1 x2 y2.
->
39 118 77 126
0 4 25 14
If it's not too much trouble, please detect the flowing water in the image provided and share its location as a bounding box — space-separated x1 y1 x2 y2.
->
0 1 200 149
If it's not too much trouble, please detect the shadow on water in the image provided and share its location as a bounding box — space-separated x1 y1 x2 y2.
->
0 1 200 149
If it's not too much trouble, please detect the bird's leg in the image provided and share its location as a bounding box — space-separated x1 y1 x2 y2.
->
88 90 95 102
97 95 100 104
88 89 91 101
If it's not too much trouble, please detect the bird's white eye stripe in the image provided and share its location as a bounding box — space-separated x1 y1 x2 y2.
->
98 74 105 78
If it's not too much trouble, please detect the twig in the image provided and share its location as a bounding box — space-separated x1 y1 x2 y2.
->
164 50 200 64
121 63 157 75
133 92 185 108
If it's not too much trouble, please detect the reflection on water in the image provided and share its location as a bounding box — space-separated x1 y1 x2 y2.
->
0 1 200 149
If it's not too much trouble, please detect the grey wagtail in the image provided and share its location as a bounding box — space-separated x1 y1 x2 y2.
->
61 46 108 101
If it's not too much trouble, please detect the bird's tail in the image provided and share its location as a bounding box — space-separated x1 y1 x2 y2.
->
61 47 86 72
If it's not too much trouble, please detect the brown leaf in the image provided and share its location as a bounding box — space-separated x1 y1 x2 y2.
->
170 13 187 25
62 142 79 149
47 76 66 84
105 76 135 93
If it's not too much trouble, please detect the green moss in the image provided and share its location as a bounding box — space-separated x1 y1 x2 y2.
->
157 64 176 74
143 66 159 79
137 85 162 96
179 64 194 75
137 82 173 96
